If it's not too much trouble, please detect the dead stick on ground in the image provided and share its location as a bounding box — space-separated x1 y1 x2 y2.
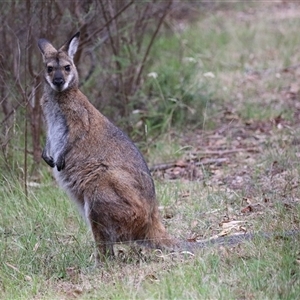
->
247 63 300 76
150 158 228 172
193 147 259 156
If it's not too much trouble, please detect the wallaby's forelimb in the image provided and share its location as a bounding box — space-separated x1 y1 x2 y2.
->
55 153 66 171
42 145 66 171
41 147 55 168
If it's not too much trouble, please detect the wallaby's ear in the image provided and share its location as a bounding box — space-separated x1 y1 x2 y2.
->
60 32 80 60
38 38 57 60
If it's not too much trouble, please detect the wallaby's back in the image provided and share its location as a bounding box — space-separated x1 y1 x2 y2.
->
38 32 176 263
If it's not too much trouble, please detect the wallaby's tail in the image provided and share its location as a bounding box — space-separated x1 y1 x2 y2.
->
144 207 179 250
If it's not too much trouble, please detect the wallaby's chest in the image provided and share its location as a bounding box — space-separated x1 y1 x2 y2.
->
44 100 68 159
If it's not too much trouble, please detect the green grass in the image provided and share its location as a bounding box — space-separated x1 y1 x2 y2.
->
1 169 299 299
1 3 300 299
1 175 299 300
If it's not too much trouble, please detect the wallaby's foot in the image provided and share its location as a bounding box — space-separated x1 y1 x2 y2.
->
93 247 115 269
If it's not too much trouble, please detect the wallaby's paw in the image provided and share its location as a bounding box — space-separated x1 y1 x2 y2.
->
41 147 55 168
42 154 55 168
56 155 65 171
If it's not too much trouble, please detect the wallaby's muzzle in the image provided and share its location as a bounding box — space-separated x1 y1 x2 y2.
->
53 75 65 90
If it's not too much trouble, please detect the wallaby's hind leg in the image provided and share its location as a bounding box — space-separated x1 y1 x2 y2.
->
84 200 115 264
90 218 115 264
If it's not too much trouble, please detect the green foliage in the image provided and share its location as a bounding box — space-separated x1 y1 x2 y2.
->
126 31 215 143
144 58 207 131
0 173 91 298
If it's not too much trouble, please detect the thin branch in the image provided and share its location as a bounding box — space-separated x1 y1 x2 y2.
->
79 0 134 48
134 0 173 92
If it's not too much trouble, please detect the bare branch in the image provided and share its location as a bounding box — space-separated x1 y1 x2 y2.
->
134 0 173 93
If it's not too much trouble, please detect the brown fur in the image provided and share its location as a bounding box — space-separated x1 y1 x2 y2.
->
38 32 176 263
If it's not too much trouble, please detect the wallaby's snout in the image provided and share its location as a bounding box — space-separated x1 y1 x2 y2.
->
52 71 65 90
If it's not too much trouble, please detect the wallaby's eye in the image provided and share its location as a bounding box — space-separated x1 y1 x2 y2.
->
47 66 53 73
64 65 71 72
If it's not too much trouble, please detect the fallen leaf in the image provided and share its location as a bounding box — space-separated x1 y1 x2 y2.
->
241 205 253 213
221 220 246 229
190 220 198 229
290 82 300 94
145 274 160 282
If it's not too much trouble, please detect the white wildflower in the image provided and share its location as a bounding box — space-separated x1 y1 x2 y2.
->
148 72 158 79
203 72 215 78
183 57 196 63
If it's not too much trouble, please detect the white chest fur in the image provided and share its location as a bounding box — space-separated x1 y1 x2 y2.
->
44 100 68 161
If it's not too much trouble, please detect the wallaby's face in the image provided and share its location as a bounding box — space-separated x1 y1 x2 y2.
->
38 32 80 92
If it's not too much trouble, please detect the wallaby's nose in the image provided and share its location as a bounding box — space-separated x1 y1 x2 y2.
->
53 77 65 87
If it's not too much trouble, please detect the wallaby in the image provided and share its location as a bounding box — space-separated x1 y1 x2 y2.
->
38 32 299 264
38 32 176 263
